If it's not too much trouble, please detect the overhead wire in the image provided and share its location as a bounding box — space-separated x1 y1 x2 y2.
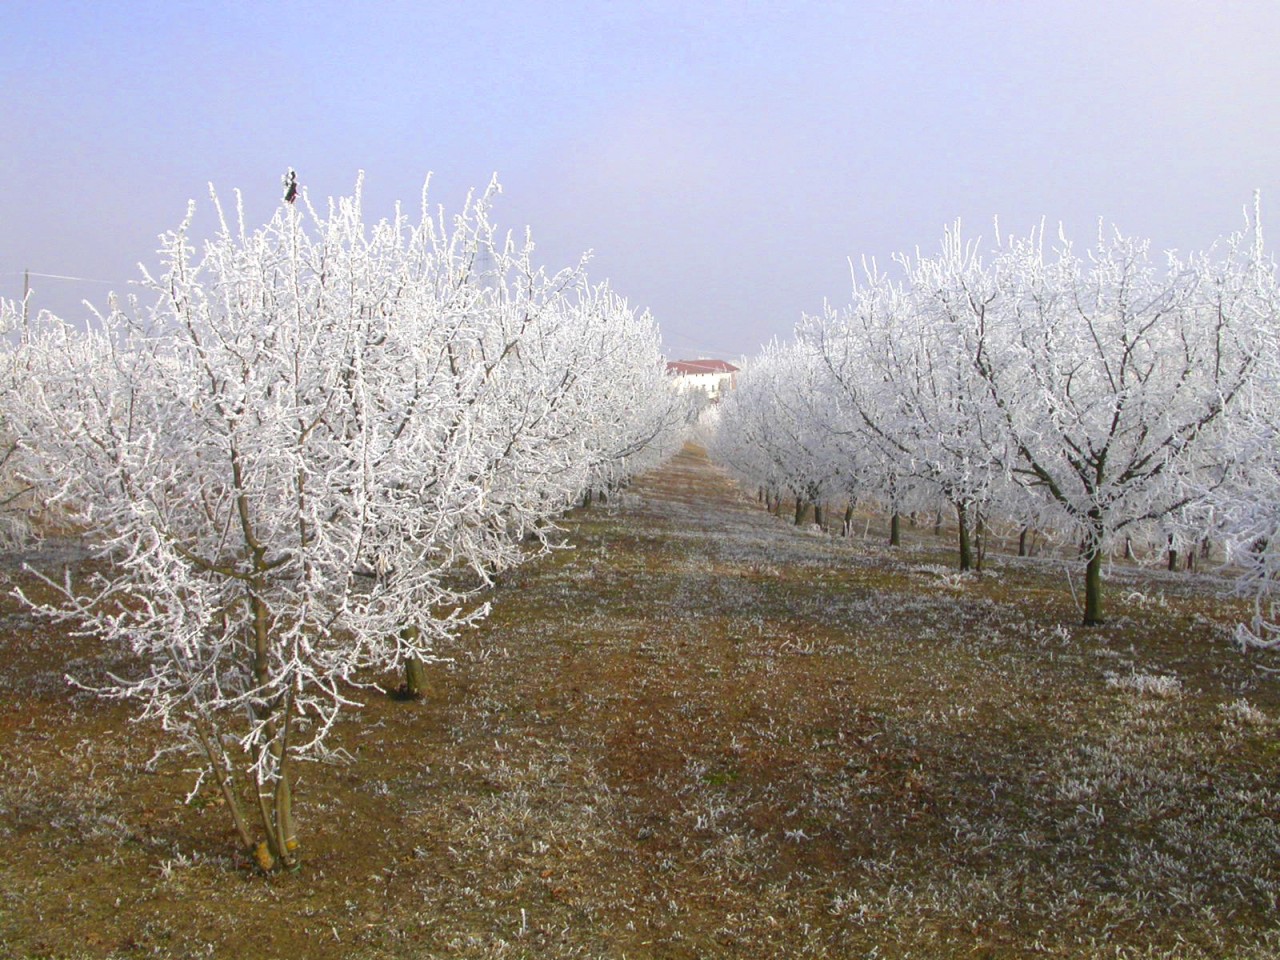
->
6 271 121 285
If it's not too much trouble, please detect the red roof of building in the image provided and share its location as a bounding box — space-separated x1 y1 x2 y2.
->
665 358 739 376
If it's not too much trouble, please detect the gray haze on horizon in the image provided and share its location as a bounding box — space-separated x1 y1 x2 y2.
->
4 1 1279 362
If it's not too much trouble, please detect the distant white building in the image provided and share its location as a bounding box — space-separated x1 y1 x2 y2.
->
666 358 739 402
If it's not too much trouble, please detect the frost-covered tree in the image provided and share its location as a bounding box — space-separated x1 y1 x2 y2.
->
1215 369 1280 649
565 286 687 502
7 186 488 871
962 222 1267 622
1199 235 1280 647
0 302 36 547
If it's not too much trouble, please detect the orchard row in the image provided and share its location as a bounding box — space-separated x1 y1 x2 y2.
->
712 211 1280 636
0 176 688 871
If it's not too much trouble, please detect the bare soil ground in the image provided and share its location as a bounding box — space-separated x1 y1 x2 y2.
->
2 445 1279 959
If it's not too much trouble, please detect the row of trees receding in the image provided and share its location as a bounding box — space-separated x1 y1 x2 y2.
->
0 175 688 872
712 209 1280 635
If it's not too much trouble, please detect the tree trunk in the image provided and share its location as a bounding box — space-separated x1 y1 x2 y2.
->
400 624 433 699
1019 526 1030 558
956 502 972 572
843 502 855 538
403 654 429 698
1084 548 1105 625
193 719 255 858
813 502 825 530
249 588 298 872
889 511 901 547
269 750 297 867
794 498 806 526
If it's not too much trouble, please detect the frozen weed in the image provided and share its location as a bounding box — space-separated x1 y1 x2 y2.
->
1105 671 1184 699
1220 697 1272 727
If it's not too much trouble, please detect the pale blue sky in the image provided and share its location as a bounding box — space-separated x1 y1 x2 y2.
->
4 1 1279 359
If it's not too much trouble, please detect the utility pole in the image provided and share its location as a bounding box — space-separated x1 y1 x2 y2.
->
21 269 30 344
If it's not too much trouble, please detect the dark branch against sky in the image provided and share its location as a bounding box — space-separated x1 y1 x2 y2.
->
4 1 1279 360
